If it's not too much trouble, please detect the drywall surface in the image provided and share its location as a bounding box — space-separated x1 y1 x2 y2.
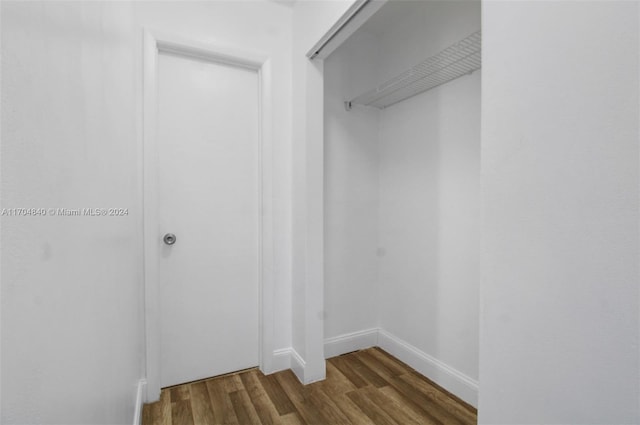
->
479 1 640 423
291 0 357 382
133 0 293 376
1 1 142 423
375 0 480 393
377 73 481 382
324 31 380 341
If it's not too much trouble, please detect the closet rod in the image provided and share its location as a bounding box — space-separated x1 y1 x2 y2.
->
345 31 481 110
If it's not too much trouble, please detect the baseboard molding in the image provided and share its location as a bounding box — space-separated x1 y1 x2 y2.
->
153 330 476 408
324 328 379 358
133 378 147 425
322 328 477 407
270 347 292 374
290 348 306 383
377 329 478 407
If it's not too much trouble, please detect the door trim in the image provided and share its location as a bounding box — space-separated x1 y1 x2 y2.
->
142 29 275 401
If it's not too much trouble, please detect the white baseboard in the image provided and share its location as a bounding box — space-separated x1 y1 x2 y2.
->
269 347 326 386
270 347 292 374
133 378 147 425
377 329 478 407
268 346 306 383
290 348 306 383
322 328 478 407
324 328 379 358
158 330 476 409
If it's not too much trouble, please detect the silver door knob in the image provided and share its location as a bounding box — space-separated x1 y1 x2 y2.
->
163 233 176 245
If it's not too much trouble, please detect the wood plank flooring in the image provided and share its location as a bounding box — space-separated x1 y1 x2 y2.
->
142 347 477 425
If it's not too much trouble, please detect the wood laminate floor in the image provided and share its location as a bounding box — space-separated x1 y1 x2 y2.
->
142 347 477 425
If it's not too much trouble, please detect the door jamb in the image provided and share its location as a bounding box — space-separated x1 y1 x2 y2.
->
142 29 274 402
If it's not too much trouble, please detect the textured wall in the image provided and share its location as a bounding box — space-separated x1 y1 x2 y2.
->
1 2 142 423
479 1 640 423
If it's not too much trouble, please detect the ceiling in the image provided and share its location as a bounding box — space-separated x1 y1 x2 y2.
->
360 0 430 37
266 0 297 8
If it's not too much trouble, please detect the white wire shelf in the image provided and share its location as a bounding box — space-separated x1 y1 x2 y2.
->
345 31 481 110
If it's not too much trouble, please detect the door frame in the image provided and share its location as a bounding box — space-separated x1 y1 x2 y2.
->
142 29 275 401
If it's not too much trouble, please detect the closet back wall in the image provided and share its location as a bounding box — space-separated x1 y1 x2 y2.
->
376 0 480 391
323 0 480 406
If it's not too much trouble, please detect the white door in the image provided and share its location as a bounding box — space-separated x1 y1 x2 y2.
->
156 51 260 388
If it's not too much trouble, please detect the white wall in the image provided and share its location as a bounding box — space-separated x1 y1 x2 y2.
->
377 71 480 403
479 1 640 423
324 30 380 341
375 0 480 397
291 0 358 383
1 1 293 423
1 2 142 423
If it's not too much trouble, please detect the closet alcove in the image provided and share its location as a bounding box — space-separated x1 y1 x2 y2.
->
323 0 481 407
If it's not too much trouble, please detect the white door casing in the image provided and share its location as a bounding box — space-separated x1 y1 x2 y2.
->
143 30 275 401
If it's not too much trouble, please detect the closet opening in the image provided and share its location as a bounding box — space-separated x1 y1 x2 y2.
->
322 0 481 408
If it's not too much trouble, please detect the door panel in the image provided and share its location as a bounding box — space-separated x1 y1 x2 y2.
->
156 52 259 388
